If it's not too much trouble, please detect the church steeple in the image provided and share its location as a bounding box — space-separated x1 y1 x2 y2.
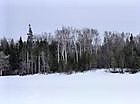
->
27 24 33 43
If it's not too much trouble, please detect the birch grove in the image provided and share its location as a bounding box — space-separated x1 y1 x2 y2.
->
0 25 140 76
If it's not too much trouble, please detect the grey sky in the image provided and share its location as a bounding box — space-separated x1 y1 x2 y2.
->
0 0 140 40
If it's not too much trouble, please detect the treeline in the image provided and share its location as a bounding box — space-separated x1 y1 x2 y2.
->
0 26 140 75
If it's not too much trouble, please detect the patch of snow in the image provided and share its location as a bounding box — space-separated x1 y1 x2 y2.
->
0 69 140 104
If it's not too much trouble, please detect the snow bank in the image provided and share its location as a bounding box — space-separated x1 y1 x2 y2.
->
0 69 140 104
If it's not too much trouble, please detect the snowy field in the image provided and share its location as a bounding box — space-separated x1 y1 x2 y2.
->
0 69 140 104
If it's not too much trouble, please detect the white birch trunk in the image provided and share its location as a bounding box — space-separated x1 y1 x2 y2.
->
64 47 67 64
57 43 60 63
79 44 82 57
62 47 65 61
0 70 2 76
75 44 78 62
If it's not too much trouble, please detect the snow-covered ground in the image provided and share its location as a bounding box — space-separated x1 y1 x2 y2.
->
0 69 140 104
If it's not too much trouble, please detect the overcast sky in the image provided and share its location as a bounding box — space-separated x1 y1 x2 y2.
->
0 0 140 40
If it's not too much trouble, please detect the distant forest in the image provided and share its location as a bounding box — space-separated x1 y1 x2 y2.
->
0 24 140 76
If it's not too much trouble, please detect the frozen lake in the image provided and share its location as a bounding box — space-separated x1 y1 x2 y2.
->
0 69 140 104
